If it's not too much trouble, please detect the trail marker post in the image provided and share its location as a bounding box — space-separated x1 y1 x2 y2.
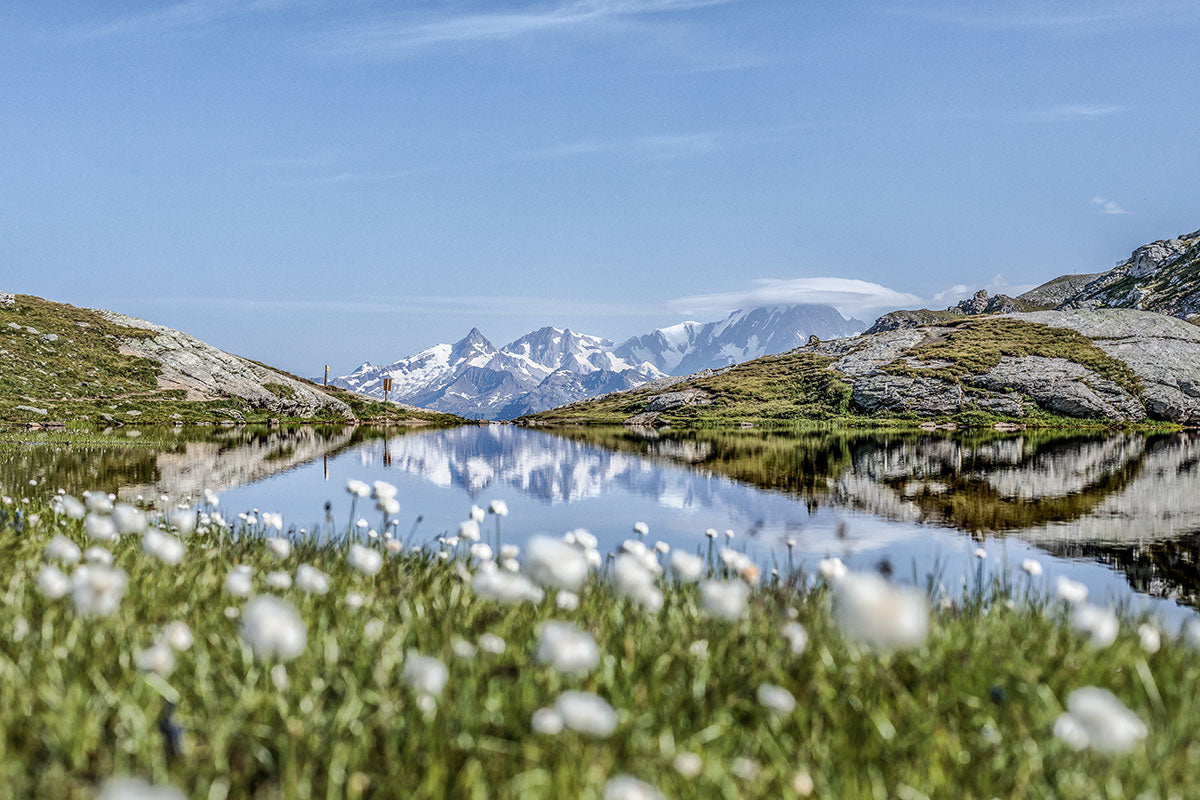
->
384 377 392 404
324 365 329 386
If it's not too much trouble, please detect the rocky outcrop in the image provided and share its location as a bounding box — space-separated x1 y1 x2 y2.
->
967 356 1146 422
99 310 354 420
867 290 1026 334
850 375 965 416
645 389 712 412
0 292 14 307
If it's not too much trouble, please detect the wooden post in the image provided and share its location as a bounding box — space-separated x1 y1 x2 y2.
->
324 365 329 386
383 377 392 404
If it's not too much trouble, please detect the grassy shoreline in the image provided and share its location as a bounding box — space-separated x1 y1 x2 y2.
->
0 493 1196 797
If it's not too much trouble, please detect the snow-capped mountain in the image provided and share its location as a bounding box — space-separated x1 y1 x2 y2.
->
333 304 863 420
614 305 864 374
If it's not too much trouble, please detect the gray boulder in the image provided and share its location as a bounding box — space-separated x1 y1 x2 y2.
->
851 375 965 416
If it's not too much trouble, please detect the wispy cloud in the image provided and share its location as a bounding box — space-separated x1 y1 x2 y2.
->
1013 105 1124 123
312 0 738 59
70 0 293 41
668 277 923 319
1091 196 1130 215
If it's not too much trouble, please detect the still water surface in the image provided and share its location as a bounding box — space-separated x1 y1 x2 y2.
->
5 424 1198 624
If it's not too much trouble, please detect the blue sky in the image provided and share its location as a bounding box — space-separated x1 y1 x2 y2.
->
2 1 1198 376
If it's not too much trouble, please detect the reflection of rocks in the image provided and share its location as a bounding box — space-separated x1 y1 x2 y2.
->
118 427 356 500
983 435 1145 499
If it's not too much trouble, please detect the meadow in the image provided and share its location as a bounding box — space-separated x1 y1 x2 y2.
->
0 482 1196 799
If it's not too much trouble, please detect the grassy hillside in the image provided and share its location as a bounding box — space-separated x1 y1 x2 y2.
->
0 294 461 428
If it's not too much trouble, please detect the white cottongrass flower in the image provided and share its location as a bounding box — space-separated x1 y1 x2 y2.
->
1138 624 1161 654
535 621 600 675
60 495 86 519
524 535 588 591
470 543 493 562
261 512 283 532
531 707 564 735
756 683 796 715
782 621 808 654
478 633 506 654
84 513 118 542
204 489 220 507
71 564 128 617
347 544 383 575
241 596 307 660
377 497 400 516
85 491 113 513
731 758 760 780
44 535 81 564
633 521 649 536
372 480 398 501
112 505 147 535
346 479 369 498
295 564 331 595
1021 558 1043 577
1071 604 1118 648
266 537 292 559
1053 687 1147 754
472 569 544 604
554 691 618 737
403 652 448 698
833 572 928 650
974 547 987 560
488 499 508 516
673 752 702 777
621 539 662 574
143 530 185 565
167 509 195 535
265 571 292 590
97 777 185 800
136 642 175 676
604 775 664 800
458 520 481 542
451 637 477 659
161 621 193 651
556 590 579 611
669 550 704 581
226 566 253 596
500 543 520 560
467 504 485 523
1185 619 1200 650
37 564 71 599
654 540 670 554
345 591 364 609
565 529 598 550
817 557 847 582
1055 576 1089 605
613 554 663 611
705 528 717 539
700 580 750 621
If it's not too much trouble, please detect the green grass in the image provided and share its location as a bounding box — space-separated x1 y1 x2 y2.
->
0 494 1197 798
0 294 460 428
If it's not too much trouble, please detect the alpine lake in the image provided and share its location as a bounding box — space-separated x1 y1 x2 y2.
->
4 423 1197 627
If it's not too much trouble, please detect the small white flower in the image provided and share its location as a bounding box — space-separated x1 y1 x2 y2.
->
44 535 82 564
604 775 664 800
143 530 184 565
1021 558 1043 576
724 529 735 540
167 509 195 535
347 544 383 575
633 521 649 537
403 652 448 698
556 590 579 610
470 543 493 562
531 707 564 735
97 777 185 800
833 572 928 650
204 489 220 507
377 497 400 515
242 596 306 661
613 554 663 611
488 499 509 517
654 540 670 554
757 683 795 714
731 758 760 780
458 520 481 542
473 569 543 604
84 492 113 513
536 621 600 675
705 528 717 539
296 564 330 595
524 535 588 591
70 564 127 617
782 621 808 654
1071 604 1118 648
112 505 147 535
261 512 283 532
37 564 71 599
478 632 506 654
59 495 86 519
345 592 364 609
818 557 847 582
372 481 398 502
1138 624 1161 654
1055 576 1089 605
226 566 253 596
673 752 702 777
974 547 987 560
500 544 520 560
1053 687 1147 754
266 537 292 559
554 691 617 737
1186 619 1200 650
266 571 292 590
670 550 704 581
451 637 477 659
346 479 369 498
700 580 749 621
136 642 175 676
161 621 193 651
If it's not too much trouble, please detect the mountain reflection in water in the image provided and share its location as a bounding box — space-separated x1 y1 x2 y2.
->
4 424 1199 612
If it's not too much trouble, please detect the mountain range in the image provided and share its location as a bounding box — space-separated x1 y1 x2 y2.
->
333 304 865 419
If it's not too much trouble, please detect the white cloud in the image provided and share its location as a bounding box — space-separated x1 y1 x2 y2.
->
667 277 923 319
1014 105 1124 122
931 274 1035 307
1091 196 1130 215
884 2 1198 33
